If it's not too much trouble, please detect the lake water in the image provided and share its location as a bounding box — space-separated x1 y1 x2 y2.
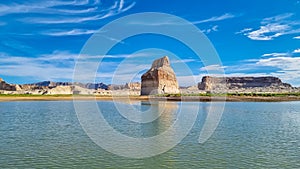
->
0 101 299 168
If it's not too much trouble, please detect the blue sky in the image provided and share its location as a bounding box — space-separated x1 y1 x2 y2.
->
0 0 300 86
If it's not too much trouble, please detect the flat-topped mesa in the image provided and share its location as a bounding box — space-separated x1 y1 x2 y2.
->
141 56 180 95
198 76 293 92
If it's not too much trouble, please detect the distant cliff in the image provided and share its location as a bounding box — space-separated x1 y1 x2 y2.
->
0 78 21 91
0 77 139 95
29 81 109 90
198 76 293 92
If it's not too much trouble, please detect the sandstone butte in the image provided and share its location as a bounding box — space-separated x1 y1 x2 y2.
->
141 56 180 95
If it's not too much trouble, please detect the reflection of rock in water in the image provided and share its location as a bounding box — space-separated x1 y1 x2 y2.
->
198 102 224 143
141 101 178 137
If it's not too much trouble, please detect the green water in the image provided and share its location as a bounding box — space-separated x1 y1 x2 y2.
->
0 101 299 168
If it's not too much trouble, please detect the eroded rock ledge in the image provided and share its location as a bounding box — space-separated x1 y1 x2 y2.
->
198 76 294 93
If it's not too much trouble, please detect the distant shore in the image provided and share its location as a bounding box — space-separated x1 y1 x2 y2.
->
1 94 300 102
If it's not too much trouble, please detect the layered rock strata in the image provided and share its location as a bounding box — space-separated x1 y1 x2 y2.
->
141 56 180 95
198 76 293 93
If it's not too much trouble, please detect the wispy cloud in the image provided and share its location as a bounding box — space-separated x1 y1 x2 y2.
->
0 0 136 38
200 64 227 71
255 57 300 85
262 48 300 57
238 13 300 40
262 52 289 57
261 13 294 24
0 0 96 16
247 23 290 40
235 28 253 34
24 15 105 24
102 35 126 44
192 13 236 24
0 51 152 82
42 29 98 36
173 59 197 64
294 36 300 39
202 25 219 34
1 0 135 26
0 51 76 81
256 56 300 71
129 13 236 26
22 1 135 24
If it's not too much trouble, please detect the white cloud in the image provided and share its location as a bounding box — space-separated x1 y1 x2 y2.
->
255 57 300 85
0 51 154 83
102 35 126 44
235 28 253 34
24 14 109 24
294 36 300 39
7 0 136 24
293 48 300 53
192 13 236 24
200 64 227 71
0 52 76 81
202 25 219 34
0 0 136 39
239 13 300 40
262 52 289 57
220 56 300 86
129 13 236 26
0 0 96 16
261 49 300 57
256 57 300 70
173 59 197 64
247 23 290 40
261 13 294 24
42 29 98 36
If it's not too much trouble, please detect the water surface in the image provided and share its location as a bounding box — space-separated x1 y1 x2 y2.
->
0 101 299 168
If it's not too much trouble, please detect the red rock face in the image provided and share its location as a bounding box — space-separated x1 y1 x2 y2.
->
141 56 180 95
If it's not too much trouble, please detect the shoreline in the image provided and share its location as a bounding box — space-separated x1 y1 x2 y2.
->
1 95 300 102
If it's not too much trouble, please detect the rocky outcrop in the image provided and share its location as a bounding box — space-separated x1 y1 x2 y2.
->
107 84 126 90
29 81 108 90
0 78 20 91
30 81 72 87
44 86 73 95
141 56 180 95
198 76 293 92
125 82 141 90
83 83 108 90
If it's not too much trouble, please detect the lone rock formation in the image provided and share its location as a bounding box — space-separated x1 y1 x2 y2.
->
141 56 180 95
